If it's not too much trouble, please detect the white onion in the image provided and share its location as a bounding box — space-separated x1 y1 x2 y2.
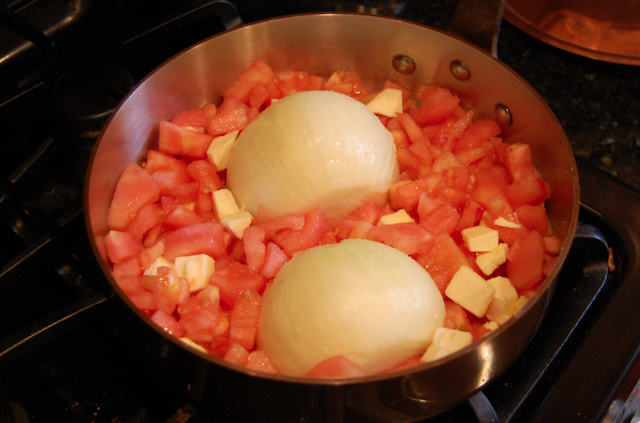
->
226 90 398 221
257 239 445 376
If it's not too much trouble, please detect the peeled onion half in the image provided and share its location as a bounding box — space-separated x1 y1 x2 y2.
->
257 239 445 376
226 90 398 221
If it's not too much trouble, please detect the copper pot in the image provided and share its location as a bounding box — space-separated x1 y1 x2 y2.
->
84 5 579 422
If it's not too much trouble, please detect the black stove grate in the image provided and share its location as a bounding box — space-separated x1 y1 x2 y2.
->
1 1 639 422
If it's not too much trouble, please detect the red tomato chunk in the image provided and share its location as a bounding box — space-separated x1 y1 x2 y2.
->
105 59 561 376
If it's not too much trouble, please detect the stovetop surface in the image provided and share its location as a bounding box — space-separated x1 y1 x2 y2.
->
1 1 639 422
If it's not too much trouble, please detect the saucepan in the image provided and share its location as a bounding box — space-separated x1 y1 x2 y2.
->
84 0 579 421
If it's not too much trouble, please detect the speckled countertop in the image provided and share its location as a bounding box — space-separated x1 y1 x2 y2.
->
237 0 640 193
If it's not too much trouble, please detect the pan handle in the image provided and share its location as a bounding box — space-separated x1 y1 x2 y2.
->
446 0 507 58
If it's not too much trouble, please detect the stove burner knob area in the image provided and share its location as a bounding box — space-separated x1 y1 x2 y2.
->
51 63 135 139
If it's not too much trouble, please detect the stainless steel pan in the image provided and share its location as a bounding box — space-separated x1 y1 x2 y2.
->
85 3 579 421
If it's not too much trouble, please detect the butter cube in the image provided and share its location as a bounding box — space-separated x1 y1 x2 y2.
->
475 243 509 275
174 254 216 292
213 188 240 219
485 276 518 324
445 265 496 318
515 295 529 312
143 256 175 276
220 209 254 239
493 217 521 228
378 209 414 225
420 327 473 362
179 337 208 353
461 225 499 252
483 321 499 331
207 130 238 171
366 88 403 117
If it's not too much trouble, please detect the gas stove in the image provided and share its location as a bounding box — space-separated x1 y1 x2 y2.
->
1 1 639 422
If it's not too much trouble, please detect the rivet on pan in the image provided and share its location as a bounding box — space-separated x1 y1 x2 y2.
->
393 55 415 75
495 103 513 127
450 60 470 81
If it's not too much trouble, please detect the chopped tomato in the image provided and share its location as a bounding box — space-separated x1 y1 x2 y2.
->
224 342 250 366
416 232 469 294
260 242 288 279
207 98 251 136
106 61 561 373
186 160 223 193
244 225 267 273
453 118 501 153
162 204 205 230
344 201 382 225
506 230 545 290
108 162 160 231
211 262 267 308
246 350 279 373
229 288 261 350
151 310 183 338
503 142 535 182
163 222 227 260
303 355 365 378
222 59 276 104
411 85 460 126
170 109 209 128
273 207 326 257
158 121 214 158
105 230 144 264
365 222 435 256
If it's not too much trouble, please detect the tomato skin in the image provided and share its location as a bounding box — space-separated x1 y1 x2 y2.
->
163 222 227 260
108 162 160 231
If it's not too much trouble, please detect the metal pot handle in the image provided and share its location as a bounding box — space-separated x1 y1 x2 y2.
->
447 0 507 58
